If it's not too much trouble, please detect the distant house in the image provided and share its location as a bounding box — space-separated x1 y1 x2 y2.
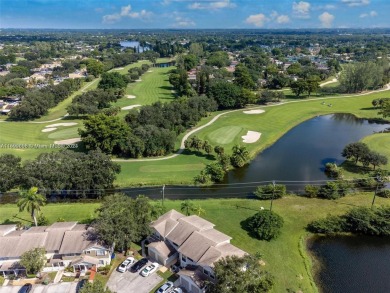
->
148 210 246 293
0 222 112 278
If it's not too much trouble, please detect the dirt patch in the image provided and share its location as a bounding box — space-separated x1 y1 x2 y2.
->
121 105 141 110
54 138 81 145
242 131 261 143
243 109 265 114
42 127 57 132
46 122 77 127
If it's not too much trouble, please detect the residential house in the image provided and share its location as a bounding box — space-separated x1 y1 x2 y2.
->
148 210 246 293
0 222 112 278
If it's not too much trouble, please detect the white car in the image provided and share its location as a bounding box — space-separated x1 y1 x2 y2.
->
172 288 183 293
141 262 159 277
117 257 135 273
156 281 174 293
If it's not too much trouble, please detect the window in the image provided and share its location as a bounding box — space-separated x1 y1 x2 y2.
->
96 250 105 256
85 250 91 254
181 255 186 262
188 257 194 262
99 260 105 265
210 273 215 280
203 268 210 276
173 242 178 247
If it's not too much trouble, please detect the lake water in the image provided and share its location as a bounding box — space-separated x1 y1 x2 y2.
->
123 113 388 199
120 40 149 52
308 236 390 293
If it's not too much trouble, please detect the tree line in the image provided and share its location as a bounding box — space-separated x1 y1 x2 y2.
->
80 96 217 158
8 78 82 120
0 150 120 197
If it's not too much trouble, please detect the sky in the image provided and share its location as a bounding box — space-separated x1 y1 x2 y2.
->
0 0 389 29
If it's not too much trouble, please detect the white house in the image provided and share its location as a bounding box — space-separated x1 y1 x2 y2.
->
0 222 112 277
148 210 246 293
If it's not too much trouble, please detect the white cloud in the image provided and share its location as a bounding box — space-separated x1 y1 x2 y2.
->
341 0 370 7
189 0 236 10
171 16 196 27
319 12 335 28
360 10 377 18
277 15 290 24
293 1 311 18
102 4 152 23
245 13 269 27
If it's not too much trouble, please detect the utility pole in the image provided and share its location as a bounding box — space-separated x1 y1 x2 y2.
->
162 185 165 207
270 180 276 212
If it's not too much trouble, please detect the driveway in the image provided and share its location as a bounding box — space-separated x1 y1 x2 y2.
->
107 263 163 293
0 282 78 293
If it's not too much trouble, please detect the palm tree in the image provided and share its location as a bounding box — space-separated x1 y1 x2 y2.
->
181 200 194 216
193 205 206 217
231 145 250 167
17 187 46 227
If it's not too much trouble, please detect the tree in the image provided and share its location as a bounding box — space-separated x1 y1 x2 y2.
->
93 194 152 251
181 200 194 216
205 163 226 182
98 72 127 90
306 76 320 97
79 113 131 154
0 154 22 192
17 187 46 227
203 141 213 155
363 151 388 170
290 79 308 97
20 247 46 275
234 64 256 90
230 145 250 168
379 99 390 118
208 255 274 293
193 205 206 216
246 210 284 241
214 145 225 157
342 142 370 164
254 184 286 200
340 62 384 93
80 280 113 293
86 59 104 77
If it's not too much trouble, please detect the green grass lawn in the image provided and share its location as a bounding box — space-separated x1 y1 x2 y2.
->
114 67 175 115
362 133 390 170
114 90 390 186
1 194 387 292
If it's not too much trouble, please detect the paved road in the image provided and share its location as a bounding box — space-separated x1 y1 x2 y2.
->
107 263 162 293
0 282 78 293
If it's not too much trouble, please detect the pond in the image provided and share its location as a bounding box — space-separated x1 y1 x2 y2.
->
308 236 390 293
124 113 389 199
120 40 149 52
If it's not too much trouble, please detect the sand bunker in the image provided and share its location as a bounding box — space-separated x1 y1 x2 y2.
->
126 95 136 99
242 131 261 143
113 67 124 70
54 138 81 145
46 122 77 128
243 109 265 114
135 79 142 82
42 127 57 132
147 70 153 73
121 105 141 110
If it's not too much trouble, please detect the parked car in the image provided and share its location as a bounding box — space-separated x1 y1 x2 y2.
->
130 258 148 273
141 262 159 277
156 281 174 293
172 287 183 293
18 284 32 293
117 256 135 273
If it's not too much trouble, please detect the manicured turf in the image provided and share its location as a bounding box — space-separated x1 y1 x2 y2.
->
47 126 80 140
1 194 387 292
116 90 390 186
362 133 390 169
206 126 243 145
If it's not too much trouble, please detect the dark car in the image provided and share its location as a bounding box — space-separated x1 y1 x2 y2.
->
18 283 32 293
130 258 148 273
76 279 88 293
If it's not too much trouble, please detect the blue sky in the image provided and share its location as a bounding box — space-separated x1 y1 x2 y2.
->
0 0 389 29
